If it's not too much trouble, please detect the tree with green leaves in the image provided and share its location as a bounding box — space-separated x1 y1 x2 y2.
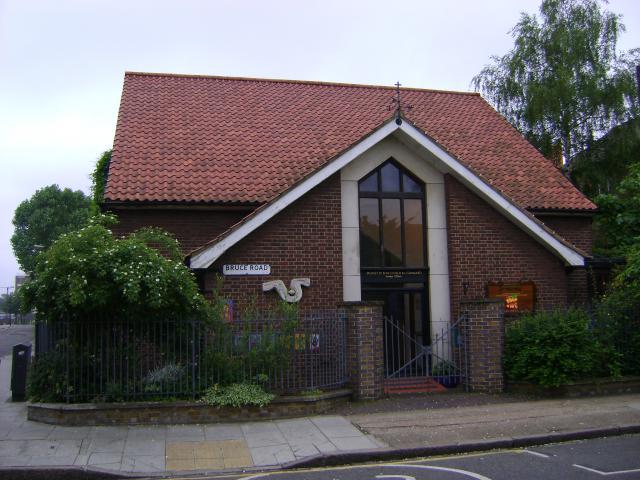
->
570 118 640 198
593 161 640 256
0 292 20 316
11 185 92 273
472 0 639 165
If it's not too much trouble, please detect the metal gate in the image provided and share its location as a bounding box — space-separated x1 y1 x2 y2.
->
384 315 430 378
384 315 469 390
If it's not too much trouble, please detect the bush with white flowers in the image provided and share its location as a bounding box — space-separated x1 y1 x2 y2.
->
21 215 210 323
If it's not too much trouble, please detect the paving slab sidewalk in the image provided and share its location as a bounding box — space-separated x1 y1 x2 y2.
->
347 393 640 448
0 353 383 475
1 347 640 476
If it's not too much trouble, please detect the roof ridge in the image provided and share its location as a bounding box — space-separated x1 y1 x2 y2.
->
123 71 481 96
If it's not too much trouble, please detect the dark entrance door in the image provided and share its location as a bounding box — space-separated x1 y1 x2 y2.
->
358 158 429 379
363 284 429 377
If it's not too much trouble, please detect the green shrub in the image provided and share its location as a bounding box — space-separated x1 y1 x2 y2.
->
27 352 68 403
200 383 275 408
504 309 620 387
200 298 299 387
21 215 210 323
593 244 640 375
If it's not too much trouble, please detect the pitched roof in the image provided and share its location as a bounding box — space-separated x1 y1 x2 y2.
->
188 119 587 268
106 72 595 211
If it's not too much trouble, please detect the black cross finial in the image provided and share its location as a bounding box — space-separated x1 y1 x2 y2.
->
388 81 412 125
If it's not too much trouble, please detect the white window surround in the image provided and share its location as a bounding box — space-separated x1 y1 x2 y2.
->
340 135 451 335
189 118 586 270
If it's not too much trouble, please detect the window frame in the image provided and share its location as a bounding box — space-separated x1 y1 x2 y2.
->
358 158 428 269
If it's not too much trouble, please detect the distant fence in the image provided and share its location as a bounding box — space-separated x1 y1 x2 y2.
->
35 311 348 403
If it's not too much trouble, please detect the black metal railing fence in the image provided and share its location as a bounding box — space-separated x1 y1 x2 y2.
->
35 310 348 403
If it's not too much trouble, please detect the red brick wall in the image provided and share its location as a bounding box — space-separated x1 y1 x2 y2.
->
537 215 593 306
445 175 569 319
108 172 590 320
109 208 248 255
205 173 343 315
567 268 590 306
537 215 593 254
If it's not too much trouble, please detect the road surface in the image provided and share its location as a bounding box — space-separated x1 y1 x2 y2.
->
0 325 34 357
187 434 640 480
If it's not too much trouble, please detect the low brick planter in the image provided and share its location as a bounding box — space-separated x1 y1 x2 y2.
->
27 388 351 426
507 376 640 398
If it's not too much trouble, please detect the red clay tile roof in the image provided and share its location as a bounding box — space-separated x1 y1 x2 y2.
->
106 72 596 211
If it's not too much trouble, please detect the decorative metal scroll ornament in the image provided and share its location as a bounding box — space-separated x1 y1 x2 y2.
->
262 278 311 303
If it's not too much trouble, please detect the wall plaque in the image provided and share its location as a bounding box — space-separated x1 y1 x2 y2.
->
362 269 426 283
487 281 536 312
223 264 271 276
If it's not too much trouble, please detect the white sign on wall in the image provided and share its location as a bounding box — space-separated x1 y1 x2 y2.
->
223 264 271 276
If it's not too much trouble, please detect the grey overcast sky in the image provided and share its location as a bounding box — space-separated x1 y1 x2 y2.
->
1 0 638 289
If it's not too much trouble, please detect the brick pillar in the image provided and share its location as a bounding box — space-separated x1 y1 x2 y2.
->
342 302 384 400
461 299 504 393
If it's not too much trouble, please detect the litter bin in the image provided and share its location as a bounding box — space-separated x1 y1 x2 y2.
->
11 343 32 401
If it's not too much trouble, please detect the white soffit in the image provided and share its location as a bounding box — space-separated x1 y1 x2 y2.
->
189 119 585 268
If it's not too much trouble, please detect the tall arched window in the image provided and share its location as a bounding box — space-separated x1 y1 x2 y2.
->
358 159 426 268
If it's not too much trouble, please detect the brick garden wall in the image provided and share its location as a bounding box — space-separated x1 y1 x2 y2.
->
27 391 351 426
445 175 570 319
205 173 343 315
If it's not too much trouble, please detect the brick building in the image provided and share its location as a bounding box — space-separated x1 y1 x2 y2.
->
104 72 595 396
